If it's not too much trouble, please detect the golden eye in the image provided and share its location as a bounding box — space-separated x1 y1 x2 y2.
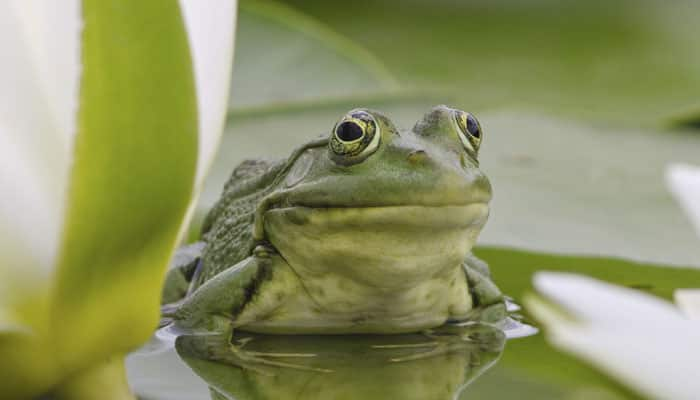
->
329 110 380 160
454 110 482 153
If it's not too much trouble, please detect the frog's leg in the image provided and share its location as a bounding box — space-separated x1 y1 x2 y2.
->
462 253 507 323
163 246 274 335
161 241 206 304
177 333 330 378
167 248 324 371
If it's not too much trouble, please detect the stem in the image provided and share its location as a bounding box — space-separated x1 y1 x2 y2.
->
53 356 135 400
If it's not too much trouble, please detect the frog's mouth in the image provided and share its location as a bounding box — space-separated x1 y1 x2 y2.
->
266 202 489 230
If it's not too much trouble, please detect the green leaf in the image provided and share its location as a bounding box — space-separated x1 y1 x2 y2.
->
230 0 399 112
50 0 197 380
280 0 700 126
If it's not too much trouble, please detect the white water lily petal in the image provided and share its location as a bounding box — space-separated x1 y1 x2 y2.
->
0 2 80 288
531 272 700 400
666 163 700 237
533 272 684 324
11 0 81 149
179 0 237 186
675 289 700 319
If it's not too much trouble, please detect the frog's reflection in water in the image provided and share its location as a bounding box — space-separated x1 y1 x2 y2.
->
175 323 505 400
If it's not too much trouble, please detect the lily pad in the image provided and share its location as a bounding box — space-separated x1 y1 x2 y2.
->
230 0 399 111
282 0 700 127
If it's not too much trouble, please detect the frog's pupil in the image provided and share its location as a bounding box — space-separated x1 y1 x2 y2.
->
466 115 480 138
336 121 364 142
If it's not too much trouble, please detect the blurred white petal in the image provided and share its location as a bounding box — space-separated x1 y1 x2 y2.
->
531 272 700 400
666 163 700 238
179 0 237 186
0 2 80 285
533 272 684 325
675 289 700 319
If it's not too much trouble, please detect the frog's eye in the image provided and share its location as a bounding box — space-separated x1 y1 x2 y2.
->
329 111 380 161
454 110 482 153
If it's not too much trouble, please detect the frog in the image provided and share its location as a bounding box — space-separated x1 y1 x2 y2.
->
161 105 506 337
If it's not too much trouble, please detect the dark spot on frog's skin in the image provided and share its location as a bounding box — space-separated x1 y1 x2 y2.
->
276 292 284 301
231 260 273 316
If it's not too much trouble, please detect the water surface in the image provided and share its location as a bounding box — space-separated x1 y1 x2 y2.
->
127 317 536 400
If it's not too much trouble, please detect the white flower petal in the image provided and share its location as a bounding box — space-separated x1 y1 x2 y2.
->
533 272 684 325
179 0 237 187
666 163 700 238
675 289 700 320
532 272 700 400
11 0 81 149
0 1 80 279
547 322 700 400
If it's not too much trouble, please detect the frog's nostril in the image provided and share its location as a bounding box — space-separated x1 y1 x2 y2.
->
407 150 427 164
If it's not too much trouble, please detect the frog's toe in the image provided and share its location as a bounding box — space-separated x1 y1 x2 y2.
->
228 343 331 373
462 262 506 323
471 302 508 324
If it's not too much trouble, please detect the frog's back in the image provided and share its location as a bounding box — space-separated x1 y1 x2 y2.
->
194 159 284 287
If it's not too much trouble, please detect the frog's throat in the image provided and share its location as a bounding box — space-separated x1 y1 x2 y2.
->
259 203 488 291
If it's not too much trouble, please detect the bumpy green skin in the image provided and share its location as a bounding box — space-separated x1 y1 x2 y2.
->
162 105 505 335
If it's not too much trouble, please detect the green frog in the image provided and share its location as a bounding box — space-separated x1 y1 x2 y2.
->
161 105 505 336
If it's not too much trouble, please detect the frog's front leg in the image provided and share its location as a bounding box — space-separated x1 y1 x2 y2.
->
161 241 206 304
163 246 278 335
463 254 506 323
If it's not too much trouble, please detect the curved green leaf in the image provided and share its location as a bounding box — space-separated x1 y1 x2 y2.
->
50 0 197 381
230 0 398 111
282 0 700 127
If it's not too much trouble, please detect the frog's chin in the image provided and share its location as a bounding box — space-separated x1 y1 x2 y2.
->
263 203 489 287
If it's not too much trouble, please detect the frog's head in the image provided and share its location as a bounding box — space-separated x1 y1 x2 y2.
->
262 106 491 287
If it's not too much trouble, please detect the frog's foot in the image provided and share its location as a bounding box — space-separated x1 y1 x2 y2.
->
369 325 492 363
234 337 318 359
387 323 506 362
380 339 473 363
161 242 205 304
228 339 332 373
175 333 331 376
462 258 507 323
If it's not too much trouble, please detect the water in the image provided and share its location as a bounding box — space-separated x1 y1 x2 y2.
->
127 317 536 400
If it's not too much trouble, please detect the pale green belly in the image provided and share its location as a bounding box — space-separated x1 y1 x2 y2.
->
233 260 472 334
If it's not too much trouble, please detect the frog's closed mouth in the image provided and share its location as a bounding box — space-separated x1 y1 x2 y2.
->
161 105 507 335
265 203 489 229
